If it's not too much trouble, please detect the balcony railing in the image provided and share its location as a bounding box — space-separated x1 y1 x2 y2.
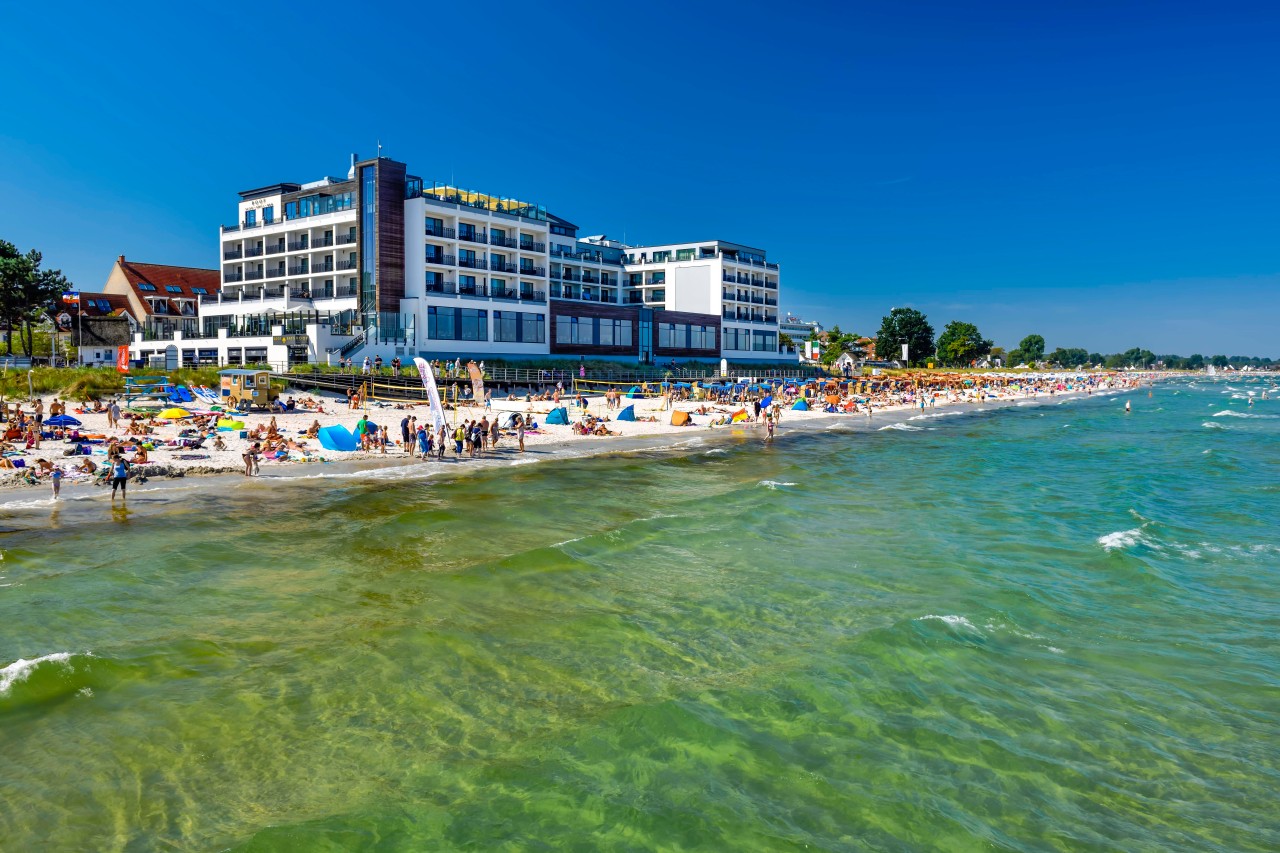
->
311 262 334 273
288 265 310 276
491 261 518 274
266 244 286 255
224 249 243 260
327 285 358 298
266 268 286 279
489 236 517 248
489 286 519 301
425 254 456 266
582 274 600 284
518 241 545 253
336 259 358 271
312 236 334 248
458 231 486 244
245 270 265 281
336 233 357 245
201 292 222 303
224 271 244 283
245 247 264 258
765 280 778 290
287 240 309 251
765 297 777 306
751 295 764 305
457 257 487 270
426 281 457 295
561 271 581 282
519 289 546 302
519 265 545 277
425 225 456 239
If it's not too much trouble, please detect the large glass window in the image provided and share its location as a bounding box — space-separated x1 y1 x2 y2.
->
263 205 274 224
244 209 256 226
556 315 593 345
360 165 377 327
522 312 545 344
460 309 487 341
653 251 671 263
676 248 694 261
428 306 457 340
753 331 777 352
494 311 518 342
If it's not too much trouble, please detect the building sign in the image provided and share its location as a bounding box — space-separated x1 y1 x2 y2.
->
272 335 310 346
248 197 274 208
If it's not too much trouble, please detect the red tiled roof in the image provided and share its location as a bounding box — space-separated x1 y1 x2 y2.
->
64 292 132 318
117 256 220 314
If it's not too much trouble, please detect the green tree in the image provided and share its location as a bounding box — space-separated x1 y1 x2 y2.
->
1210 354 1229 368
0 240 72 356
875 308 934 366
1017 334 1045 364
779 332 794 351
935 321 992 367
819 325 862 366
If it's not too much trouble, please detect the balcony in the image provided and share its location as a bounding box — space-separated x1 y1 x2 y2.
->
765 297 777 306
519 288 546 303
751 295 764 305
245 247 264 258
224 249 243 261
425 225 456 239
645 277 666 286
764 280 778 290
721 289 733 301
245 270 265 281
425 254 456 266
489 286 519 301
722 310 735 320
266 244 286 256
287 265 310 276
336 233 357 245
519 265 545 277
337 259 358 271
239 220 263 231
518 241 545 253
561 271 581 282
312 236 334 248
287 240 310 251
490 236 517 248
201 292 222 304
312 262 335 273
426 280 457 295
626 296 645 305
458 231 486 244
266 268 286 279
457 257 488 270
491 261 518 274
582 274 600 284
224 271 244 283
321 285 358 299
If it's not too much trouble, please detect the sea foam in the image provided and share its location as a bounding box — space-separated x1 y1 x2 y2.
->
0 652 74 696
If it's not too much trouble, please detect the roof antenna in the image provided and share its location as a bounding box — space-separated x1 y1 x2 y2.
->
377 139 382 158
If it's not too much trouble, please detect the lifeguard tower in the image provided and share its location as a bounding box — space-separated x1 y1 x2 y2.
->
218 369 279 411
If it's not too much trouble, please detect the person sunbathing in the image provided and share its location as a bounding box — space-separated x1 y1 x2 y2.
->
75 458 97 475
129 447 149 465
35 458 55 473
305 420 321 438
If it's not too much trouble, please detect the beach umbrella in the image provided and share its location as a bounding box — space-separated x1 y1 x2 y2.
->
46 414 82 427
158 407 192 419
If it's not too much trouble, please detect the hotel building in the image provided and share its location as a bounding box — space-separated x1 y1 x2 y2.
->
131 154 782 369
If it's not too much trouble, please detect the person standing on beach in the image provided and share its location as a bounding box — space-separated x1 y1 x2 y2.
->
479 416 490 452
401 415 412 453
107 399 120 430
437 423 447 460
516 415 525 453
51 465 63 500
454 422 465 456
110 454 130 499
490 415 500 449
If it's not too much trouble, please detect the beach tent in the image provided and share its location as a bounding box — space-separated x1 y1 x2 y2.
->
626 386 643 398
317 424 358 452
545 406 569 425
158 407 192 419
731 409 750 423
670 410 691 426
46 414 82 427
494 412 519 428
791 399 809 411
617 405 636 421
825 394 841 405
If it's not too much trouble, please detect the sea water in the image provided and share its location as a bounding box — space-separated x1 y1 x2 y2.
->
1 379 1277 851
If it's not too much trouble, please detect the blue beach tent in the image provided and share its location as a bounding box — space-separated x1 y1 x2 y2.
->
46 414 82 427
617 405 636 421
545 406 570 425
791 399 809 411
317 425 358 452
626 386 643 398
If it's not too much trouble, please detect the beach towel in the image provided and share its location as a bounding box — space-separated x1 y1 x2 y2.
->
545 407 569 425
791 399 809 411
616 405 635 421
317 425 359 452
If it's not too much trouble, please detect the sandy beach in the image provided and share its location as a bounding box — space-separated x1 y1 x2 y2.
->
0 372 1148 507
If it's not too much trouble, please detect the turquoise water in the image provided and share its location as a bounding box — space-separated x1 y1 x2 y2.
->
1 379 1277 851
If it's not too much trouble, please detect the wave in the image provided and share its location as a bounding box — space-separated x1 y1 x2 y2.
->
878 423 923 432
907 411 965 422
1202 422 1227 430
1098 528 1148 551
703 448 728 456
1212 410 1277 419
915 614 978 630
757 480 798 490
0 652 75 696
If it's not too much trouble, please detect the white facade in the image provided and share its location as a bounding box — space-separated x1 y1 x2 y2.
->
132 156 786 369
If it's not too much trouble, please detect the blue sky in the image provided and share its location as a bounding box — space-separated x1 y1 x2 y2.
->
1 0 1277 356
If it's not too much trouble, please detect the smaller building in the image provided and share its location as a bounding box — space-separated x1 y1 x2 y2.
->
103 255 220 340
68 317 132 366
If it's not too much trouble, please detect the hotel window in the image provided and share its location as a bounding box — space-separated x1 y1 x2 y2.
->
245 210 256 226
490 228 505 243
459 275 477 294
650 272 666 284
425 216 444 236
598 318 632 347
628 273 643 286
689 325 714 350
494 311 518 342
285 201 299 220
658 323 685 349
522 312 545 343
428 306 457 340
753 331 777 352
490 277 507 296
263 205 274 224
460 308 487 341
556 315 592 345
676 249 695 261
653 251 671 263
192 287 207 295
165 285 182 293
